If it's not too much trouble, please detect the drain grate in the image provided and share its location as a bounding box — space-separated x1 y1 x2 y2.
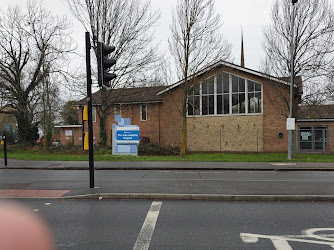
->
0 183 31 189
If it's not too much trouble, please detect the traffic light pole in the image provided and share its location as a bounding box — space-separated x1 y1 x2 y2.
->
2 136 7 166
85 32 95 188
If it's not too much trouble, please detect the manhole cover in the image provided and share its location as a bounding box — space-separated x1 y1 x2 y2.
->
0 183 31 189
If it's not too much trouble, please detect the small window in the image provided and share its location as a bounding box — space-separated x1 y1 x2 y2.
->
92 107 96 122
115 104 121 115
141 104 147 121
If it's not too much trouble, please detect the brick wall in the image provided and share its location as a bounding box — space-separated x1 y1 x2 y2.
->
160 87 183 147
79 103 162 146
106 103 162 144
160 66 293 152
187 115 263 152
262 81 291 152
58 127 82 146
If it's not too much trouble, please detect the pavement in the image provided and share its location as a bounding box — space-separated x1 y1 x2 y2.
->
1 159 334 201
1 158 334 171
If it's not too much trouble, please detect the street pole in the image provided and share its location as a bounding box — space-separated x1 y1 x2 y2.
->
3 136 7 166
85 32 95 188
288 1 297 160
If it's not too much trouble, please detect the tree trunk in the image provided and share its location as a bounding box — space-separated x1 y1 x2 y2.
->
16 107 38 144
99 113 107 147
180 101 187 157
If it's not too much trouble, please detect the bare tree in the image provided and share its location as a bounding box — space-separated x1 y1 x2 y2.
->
262 0 334 105
33 74 61 147
169 0 232 157
65 0 160 146
0 1 74 144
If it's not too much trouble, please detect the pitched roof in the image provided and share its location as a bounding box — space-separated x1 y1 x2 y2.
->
76 86 167 106
157 60 299 95
296 105 334 120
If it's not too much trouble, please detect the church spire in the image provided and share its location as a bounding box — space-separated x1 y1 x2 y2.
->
241 27 245 68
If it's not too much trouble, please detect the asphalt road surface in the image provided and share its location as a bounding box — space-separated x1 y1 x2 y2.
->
2 169 334 196
11 199 334 249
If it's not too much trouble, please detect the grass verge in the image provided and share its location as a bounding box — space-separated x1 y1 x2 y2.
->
0 147 333 162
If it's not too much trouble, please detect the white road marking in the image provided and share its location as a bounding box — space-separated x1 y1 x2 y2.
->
241 228 334 249
45 203 51 206
270 163 297 166
33 209 39 212
133 201 162 250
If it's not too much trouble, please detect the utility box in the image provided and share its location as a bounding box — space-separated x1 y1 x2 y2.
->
112 115 140 156
286 118 296 131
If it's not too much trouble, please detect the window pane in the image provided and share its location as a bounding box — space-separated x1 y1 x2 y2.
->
194 96 200 115
92 107 96 122
300 142 312 149
189 87 194 96
239 78 245 92
209 95 214 114
202 96 208 115
202 82 207 94
248 93 255 113
315 142 324 149
223 94 230 114
217 74 222 94
188 107 193 116
232 75 238 93
248 81 254 92
217 95 223 114
239 93 246 113
187 97 193 115
255 83 261 91
192 84 199 95
255 92 262 113
223 73 229 93
232 94 239 114
141 105 147 120
208 79 214 94
314 128 326 141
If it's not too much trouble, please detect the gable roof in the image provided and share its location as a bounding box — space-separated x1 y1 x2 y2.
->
76 86 167 106
157 60 299 96
296 105 334 120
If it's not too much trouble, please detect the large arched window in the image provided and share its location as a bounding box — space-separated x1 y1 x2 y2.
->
187 72 262 116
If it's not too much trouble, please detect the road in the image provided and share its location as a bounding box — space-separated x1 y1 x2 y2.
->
11 199 334 249
1 169 334 197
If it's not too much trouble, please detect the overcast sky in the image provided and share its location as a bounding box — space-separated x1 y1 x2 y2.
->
2 0 275 72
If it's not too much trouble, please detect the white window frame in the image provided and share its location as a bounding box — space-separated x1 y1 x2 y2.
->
187 72 263 117
140 104 147 121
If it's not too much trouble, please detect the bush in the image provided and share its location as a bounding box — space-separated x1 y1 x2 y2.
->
138 142 180 156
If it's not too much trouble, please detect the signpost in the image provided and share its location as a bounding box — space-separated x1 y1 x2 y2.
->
112 115 140 156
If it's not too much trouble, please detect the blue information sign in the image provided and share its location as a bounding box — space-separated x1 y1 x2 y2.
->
117 131 140 141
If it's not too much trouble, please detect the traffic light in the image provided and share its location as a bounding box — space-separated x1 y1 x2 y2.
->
97 42 116 88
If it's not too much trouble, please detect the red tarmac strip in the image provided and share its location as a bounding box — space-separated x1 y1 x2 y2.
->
0 190 71 198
